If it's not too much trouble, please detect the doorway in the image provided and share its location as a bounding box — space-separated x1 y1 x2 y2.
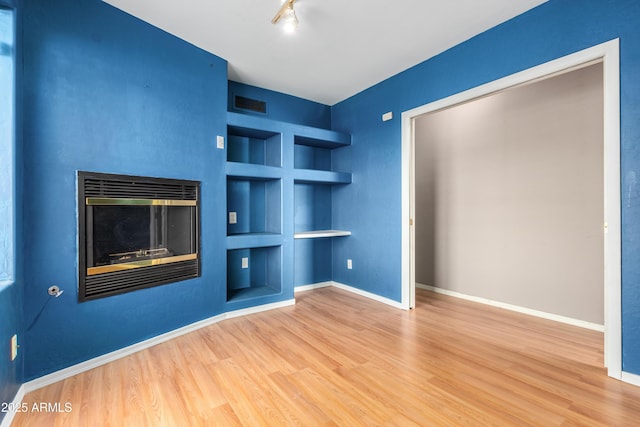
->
400 39 621 378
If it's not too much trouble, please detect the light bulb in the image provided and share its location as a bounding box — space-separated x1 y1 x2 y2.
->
282 7 298 33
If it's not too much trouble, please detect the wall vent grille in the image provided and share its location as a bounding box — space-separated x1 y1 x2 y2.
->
83 176 198 200
234 95 267 114
84 260 199 299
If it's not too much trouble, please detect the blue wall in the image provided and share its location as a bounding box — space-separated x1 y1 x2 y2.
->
229 81 331 129
0 0 22 422
14 0 640 386
21 0 228 380
20 0 334 381
0 285 21 420
331 0 640 374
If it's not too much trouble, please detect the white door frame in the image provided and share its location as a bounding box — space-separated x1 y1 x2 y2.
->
400 39 622 379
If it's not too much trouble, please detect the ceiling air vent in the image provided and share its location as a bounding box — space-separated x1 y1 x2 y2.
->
234 95 267 114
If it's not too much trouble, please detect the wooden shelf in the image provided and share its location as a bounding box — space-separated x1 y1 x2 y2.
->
294 230 351 239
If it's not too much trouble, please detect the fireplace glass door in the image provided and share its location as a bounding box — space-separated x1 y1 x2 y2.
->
86 199 197 275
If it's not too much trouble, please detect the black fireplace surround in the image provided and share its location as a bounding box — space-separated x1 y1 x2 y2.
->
78 172 201 301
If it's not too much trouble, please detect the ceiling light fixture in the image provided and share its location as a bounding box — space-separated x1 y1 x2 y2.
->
272 0 298 34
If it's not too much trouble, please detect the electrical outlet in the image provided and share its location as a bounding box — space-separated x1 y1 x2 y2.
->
229 211 237 224
241 257 249 269
347 259 353 270
216 135 225 149
10 334 17 361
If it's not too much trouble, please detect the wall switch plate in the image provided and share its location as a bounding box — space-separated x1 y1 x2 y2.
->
216 135 225 149
347 259 353 270
241 257 249 269
229 211 237 224
10 334 17 361
382 112 393 122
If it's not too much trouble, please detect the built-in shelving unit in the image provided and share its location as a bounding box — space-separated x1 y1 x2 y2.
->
225 111 351 302
226 114 284 304
293 126 351 245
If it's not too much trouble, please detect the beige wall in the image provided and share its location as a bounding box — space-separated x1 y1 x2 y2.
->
415 63 604 324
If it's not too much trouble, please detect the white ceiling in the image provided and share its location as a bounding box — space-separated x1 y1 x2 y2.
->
103 0 548 106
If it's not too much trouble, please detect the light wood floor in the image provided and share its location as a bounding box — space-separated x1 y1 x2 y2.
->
12 287 640 426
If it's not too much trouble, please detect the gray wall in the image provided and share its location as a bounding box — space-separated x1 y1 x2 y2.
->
415 63 604 324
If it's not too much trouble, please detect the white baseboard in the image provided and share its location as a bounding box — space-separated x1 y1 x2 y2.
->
23 298 295 394
0 385 25 427
295 281 405 309
331 281 405 309
622 371 640 387
294 281 333 293
417 283 605 332
224 298 295 319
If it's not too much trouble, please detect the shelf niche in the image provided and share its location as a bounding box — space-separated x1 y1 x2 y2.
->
294 183 332 233
228 125 282 168
227 246 282 302
294 239 332 287
294 144 332 171
227 177 281 236
294 134 349 173
294 178 350 287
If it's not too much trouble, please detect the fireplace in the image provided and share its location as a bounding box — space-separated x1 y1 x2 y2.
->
78 172 200 301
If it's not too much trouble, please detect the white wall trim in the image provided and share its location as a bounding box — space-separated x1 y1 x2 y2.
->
22 298 295 394
224 298 295 319
602 38 622 378
621 371 640 387
417 283 605 332
330 281 406 310
401 97 413 311
294 281 333 293
296 281 406 309
0 385 25 427
402 38 622 379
